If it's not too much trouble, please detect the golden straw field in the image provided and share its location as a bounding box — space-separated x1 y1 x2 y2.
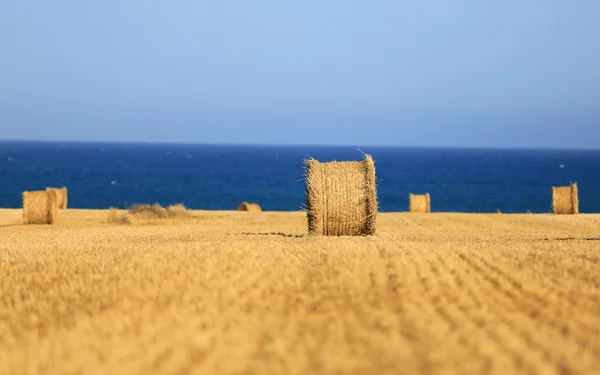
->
1 208 600 374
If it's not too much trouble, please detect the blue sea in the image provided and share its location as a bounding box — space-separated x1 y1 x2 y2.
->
1 141 599 213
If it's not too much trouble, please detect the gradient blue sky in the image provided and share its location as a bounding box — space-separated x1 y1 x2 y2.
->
1 1 599 148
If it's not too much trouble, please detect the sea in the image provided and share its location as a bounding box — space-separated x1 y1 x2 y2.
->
1 141 599 213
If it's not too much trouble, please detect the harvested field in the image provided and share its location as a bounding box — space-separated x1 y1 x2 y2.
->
1 209 600 374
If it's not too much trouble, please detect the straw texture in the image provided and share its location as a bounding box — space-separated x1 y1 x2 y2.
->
111 203 192 225
552 183 579 215
22 189 59 224
237 202 262 212
306 155 377 236
410 193 431 213
46 187 68 209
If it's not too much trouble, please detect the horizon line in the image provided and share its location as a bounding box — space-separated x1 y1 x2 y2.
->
0 138 599 152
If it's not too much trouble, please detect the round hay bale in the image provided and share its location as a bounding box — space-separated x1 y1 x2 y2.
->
552 183 579 214
409 193 431 213
22 189 59 224
46 187 68 209
305 154 377 236
237 202 262 212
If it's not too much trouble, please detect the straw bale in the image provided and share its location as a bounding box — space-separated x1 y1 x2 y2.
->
22 189 59 224
237 202 262 212
409 193 431 213
305 154 377 236
552 183 579 215
46 187 68 209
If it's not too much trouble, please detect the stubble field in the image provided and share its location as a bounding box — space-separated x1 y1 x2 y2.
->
1 209 599 374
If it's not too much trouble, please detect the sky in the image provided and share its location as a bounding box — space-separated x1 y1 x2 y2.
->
0 1 599 148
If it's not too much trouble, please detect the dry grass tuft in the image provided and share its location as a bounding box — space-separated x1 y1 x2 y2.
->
167 203 189 216
237 202 262 212
552 183 579 215
129 203 169 218
109 203 192 225
46 187 68 209
106 207 125 224
22 189 59 224
409 193 431 213
305 154 377 236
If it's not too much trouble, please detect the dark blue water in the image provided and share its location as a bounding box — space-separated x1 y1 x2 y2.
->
1 141 599 213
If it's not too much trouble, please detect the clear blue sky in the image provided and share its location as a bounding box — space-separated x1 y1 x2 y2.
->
1 1 599 148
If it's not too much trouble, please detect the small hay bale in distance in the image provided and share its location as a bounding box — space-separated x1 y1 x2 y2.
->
305 154 377 236
22 189 59 224
46 187 68 209
552 183 579 215
237 202 262 212
409 193 431 213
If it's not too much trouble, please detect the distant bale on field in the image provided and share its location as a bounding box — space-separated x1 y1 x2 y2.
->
237 202 262 212
22 189 59 224
409 193 431 213
46 187 68 209
552 183 579 215
305 154 377 236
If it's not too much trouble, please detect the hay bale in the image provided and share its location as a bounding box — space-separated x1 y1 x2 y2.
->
305 154 377 236
409 193 431 213
46 187 68 209
237 202 262 212
22 189 59 224
552 183 579 215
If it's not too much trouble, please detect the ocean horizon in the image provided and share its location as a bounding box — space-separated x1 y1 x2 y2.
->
1 140 599 213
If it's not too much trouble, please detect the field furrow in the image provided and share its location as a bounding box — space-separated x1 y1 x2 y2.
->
455 250 600 373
